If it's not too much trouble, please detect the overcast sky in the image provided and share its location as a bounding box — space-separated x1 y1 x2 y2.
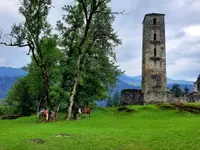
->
0 0 200 81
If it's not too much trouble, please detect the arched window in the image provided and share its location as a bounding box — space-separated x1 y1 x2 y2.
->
153 18 157 25
154 33 156 40
154 48 156 56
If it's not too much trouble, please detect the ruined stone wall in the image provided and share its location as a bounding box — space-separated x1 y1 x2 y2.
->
142 13 167 103
163 92 200 103
194 75 200 93
186 94 200 102
144 91 173 103
120 89 200 105
120 89 143 105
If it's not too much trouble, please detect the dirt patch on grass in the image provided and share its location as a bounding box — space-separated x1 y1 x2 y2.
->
56 134 71 137
117 107 136 113
158 102 200 114
172 102 200 114
157 103 177 110
28 139 45 144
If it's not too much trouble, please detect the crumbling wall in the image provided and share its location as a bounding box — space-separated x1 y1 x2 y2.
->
120 89 143 105
186 94 200 102
143 91 173 104
121 89 200 105
194 75 200 93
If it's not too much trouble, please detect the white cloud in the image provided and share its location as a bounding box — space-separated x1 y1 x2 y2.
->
1 0 200 81
0 57 6 66
0 0 19 13
183 25 200 37
167 58 200 81
117 57 142 76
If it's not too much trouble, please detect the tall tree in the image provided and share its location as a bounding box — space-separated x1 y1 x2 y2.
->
170 84 183 98
112 91 120 107
0 0 54 109
184 85 190 95
57 0 123 120
5 37 62 116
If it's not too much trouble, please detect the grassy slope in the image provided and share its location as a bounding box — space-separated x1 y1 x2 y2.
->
0 105 200 150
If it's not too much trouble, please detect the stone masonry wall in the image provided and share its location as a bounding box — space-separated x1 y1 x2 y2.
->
142 13 167 103
120 89 143 106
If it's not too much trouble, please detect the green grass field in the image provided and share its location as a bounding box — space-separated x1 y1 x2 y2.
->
0 104 200 150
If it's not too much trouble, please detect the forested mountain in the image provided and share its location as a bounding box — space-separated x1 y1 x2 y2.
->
0 67 194 102
0 67 27 99
0 67 27 77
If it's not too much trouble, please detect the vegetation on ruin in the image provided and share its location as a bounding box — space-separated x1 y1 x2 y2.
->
1 104 200 150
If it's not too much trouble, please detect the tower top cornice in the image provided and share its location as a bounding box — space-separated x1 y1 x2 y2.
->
143 13 165 23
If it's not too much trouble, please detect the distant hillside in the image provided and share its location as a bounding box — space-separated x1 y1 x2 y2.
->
0 67 27 77
0 67 27 99
0 67 195 103
118 75 194 92
0 76 24 99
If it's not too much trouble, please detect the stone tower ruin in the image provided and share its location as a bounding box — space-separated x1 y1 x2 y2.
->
142 13 167 103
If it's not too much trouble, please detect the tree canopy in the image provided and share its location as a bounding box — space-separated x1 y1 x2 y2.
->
0 0 124 119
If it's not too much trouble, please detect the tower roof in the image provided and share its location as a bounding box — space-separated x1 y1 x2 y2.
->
142 13 165 23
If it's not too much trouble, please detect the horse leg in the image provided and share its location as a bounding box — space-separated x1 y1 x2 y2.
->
78 114 81 120
37 113 40 123
88 111 90 118
46 113 49 122
39 113 43 123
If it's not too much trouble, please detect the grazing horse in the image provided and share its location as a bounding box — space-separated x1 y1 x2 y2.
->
38 109 49 122
38 109 55 122
50 111 56 121
77 107 91 119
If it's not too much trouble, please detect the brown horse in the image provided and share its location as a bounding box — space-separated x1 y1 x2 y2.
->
38 109 55 122
77 107 91 119
38 109 49 122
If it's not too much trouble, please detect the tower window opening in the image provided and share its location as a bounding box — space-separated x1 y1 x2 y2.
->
154 33 157 40
153 18 157 25
154 48 156 56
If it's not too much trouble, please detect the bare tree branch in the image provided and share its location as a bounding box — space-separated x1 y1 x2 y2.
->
25 48 31 55
0 41 29 47
80 0 88 21
96 10 128 15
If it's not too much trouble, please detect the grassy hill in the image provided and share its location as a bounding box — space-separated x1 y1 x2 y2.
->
0 104 200 150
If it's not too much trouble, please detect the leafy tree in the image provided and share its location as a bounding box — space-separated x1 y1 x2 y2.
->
57 0 123 119
170 84 183 98
184 85 190 95
0 0 54 109
106 96 113 107
4 37 62 116
106 91 120 107
5 76 36 116
112 91 120 107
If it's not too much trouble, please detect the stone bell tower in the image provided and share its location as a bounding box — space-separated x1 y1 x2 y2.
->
142 13 167 103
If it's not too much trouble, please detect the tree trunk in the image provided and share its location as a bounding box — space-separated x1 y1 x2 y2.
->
66 55 81 120
55 103 60 120
37 96 43 113
65 0 101 120
66 73 79 120
42 71 50 109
